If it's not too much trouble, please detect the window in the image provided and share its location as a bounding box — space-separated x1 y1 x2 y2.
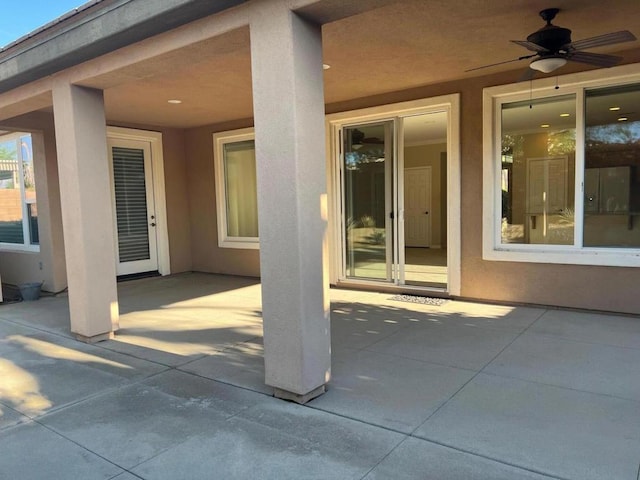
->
584 84 640 248
484 68 640 267
0 132 38 250
213 128 259 249
501 95 576 246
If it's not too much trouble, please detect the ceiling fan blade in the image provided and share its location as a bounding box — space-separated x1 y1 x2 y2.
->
511 40 548 53
465 54 537 72
567 51 622 67
565 30 636 51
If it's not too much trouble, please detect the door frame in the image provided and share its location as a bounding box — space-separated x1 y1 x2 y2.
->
106 126 170 276
326 94 461 295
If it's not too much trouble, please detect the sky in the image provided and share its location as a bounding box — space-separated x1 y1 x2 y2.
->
0 0 85 47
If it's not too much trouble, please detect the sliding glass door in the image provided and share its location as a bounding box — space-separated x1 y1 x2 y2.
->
343 121 394 281
340 112 449 289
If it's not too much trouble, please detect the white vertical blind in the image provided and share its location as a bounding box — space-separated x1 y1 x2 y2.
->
112 146 150 262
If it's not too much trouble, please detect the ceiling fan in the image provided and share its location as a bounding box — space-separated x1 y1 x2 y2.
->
467 8 637 80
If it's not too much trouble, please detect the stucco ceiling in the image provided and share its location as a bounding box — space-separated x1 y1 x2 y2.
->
73 0 640 129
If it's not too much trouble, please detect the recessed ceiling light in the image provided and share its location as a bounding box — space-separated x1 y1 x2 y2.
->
322 64 331 70
618 116 628 122
560 113 570 117
609 106 621 111
167 99 182 104
540 124 550 128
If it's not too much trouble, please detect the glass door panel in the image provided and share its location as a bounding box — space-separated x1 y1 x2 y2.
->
400 112 449 288
343 121 393 281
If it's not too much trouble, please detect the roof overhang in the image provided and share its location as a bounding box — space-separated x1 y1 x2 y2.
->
0 0 248 94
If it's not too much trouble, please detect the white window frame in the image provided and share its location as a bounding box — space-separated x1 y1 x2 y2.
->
213 128 259 249
483 64 640 267
0 132 39 252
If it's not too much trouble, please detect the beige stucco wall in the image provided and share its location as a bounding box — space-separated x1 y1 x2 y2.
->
158 128 192 274
327 70 640 315
185 120 260 277
3 72 638 313
174 71 640 314
0 111 66 292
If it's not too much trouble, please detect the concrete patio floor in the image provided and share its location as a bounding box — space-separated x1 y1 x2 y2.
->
1 272 639 480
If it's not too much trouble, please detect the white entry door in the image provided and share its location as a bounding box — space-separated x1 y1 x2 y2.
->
404 166 431 247
108 138 159 276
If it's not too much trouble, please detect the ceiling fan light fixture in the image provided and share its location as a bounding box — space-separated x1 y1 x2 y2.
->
529 56 567 73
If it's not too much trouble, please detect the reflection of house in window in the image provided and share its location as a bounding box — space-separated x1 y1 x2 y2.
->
584 83 640 247
0 133 38 248
0 169 14 184
584 118 640 245
585 167 630 214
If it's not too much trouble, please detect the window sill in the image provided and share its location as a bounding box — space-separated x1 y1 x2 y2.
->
218 239 259 250
483 246 640 268
0 245 40 254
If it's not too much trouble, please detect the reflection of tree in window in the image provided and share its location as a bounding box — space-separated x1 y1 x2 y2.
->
548 129 576 156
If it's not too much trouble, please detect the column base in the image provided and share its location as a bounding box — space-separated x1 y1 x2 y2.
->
74 331 114 344
273 385 326 404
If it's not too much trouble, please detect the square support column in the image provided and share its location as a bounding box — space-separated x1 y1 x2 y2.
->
52 83 118 343
250 6 330 403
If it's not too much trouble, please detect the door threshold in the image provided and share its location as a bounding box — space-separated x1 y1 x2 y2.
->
333 280 450 298
117 271 160 282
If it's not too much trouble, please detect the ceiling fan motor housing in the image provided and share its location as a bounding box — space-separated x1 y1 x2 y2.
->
527 25 572 53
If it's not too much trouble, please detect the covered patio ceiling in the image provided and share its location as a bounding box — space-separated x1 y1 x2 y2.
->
15 0 640 128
